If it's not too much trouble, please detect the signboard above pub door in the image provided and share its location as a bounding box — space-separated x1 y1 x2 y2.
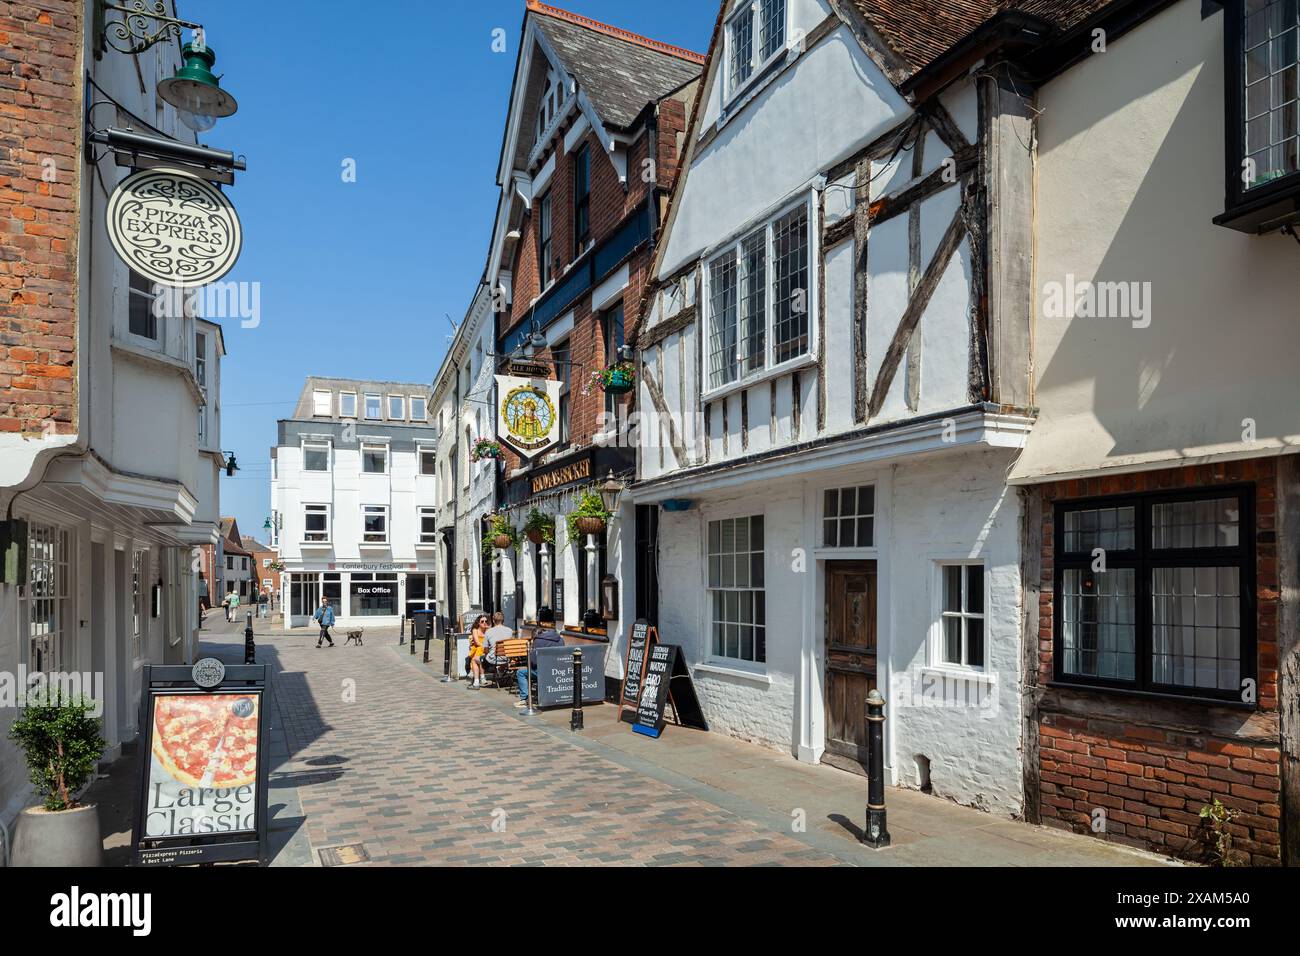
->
822 562 877 775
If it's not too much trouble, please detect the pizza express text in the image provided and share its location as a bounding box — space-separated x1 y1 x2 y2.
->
122 207 228 246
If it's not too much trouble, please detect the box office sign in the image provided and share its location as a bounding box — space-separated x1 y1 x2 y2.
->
497 375 562 458
131 661 270 866
106 167 243 288
533 644 607 708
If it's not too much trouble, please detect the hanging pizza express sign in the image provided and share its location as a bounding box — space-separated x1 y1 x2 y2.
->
106 167 243 288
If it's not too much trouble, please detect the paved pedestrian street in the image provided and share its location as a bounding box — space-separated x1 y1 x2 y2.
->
134 617 1179 868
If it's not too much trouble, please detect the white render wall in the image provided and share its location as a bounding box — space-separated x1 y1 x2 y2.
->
650 447 1025 816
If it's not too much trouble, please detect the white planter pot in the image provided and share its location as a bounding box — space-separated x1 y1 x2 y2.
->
10 803 104 867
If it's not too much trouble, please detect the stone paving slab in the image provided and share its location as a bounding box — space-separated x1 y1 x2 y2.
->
216 624 1177 867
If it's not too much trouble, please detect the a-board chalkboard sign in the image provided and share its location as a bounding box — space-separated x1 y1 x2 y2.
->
533 644 607 708
616 619 654 724
633 644 708 738
131 661 271 866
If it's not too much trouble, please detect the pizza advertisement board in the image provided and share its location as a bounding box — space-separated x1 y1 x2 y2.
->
132 662 271 866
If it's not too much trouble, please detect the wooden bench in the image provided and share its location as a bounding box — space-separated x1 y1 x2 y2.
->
344 628 364 646
487 638 531 689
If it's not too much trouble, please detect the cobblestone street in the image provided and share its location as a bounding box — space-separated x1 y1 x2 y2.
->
169 617 1178 868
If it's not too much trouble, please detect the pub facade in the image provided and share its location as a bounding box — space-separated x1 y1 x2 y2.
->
481 1 702 691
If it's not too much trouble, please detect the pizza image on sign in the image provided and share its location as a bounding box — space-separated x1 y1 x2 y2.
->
152 693 258 788
144 693 260 838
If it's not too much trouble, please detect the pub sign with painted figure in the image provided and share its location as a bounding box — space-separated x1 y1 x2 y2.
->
496 375 562 458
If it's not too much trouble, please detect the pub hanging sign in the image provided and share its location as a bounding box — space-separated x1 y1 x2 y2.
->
131 659 270 866
106 166 243 288
496 374 562 459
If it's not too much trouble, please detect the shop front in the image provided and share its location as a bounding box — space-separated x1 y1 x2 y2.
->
283 562 436 628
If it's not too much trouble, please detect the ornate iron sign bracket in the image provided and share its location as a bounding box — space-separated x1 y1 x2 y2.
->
95 0 202 58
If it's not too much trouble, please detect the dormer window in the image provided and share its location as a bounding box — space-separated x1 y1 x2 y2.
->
1218 0 1300 231
725 0 786 103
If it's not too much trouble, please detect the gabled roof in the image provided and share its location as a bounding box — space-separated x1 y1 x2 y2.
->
241 536 273 553
530 2 704 131
220 517 252 555
846 0 1117 82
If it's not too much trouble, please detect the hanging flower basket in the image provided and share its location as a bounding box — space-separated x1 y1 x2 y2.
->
589 361 636 395
493 533 513 549
481 513 520 558
471 438 502 463
524 508 555 546
567 491 612 540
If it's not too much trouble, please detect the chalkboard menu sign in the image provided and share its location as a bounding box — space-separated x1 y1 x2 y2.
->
552 579 564 615
533 644 606 708
616 619 653 724
633 644 708 738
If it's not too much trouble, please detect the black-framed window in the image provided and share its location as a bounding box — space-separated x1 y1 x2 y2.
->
573 143 590 254
576 529 607 616
603 303 625 420
538 191 553 288
1053 487 1255 703
1219 0 1300 231
553 339 571 444
128 270 157 339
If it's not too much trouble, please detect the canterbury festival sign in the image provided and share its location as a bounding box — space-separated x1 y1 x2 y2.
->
106 167 243 288
496 374 562 458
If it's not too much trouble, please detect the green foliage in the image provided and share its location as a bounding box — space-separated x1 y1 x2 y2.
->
8 690 106 811
524 508 555 545
481 512 520 558
1199 798 1243 866
565 491 611 542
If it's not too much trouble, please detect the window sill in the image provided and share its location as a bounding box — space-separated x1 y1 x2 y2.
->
694 660 771 685
300 541 333 549
920 665 994 686
415 542 438 549
359 542 390 550
1214 177 1300 234
1045 680 1255 711
716 47 797 134
701 351 817 405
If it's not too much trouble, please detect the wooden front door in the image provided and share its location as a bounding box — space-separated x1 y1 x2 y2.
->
824 561 878 769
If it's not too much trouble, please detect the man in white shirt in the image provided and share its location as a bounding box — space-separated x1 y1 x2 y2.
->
482 611 514 677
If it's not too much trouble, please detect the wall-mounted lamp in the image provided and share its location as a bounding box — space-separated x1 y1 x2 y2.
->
598 470 625 514
601 573 618 621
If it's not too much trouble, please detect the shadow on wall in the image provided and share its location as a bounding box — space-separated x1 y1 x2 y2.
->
1034 7 1300 460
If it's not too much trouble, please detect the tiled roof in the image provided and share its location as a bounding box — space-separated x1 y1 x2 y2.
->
847 0 1117 79
530 1 704 130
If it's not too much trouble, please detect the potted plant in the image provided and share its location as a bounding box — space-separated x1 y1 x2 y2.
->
7 689 107 867
471 437 502 462
589 360 636 395
567 491 611 539
523 508 555 546
482 513 519 557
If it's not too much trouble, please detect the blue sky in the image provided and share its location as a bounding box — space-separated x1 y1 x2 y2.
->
186 0 715 541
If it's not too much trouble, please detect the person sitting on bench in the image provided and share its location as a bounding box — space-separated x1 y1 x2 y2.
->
483 611 513 684
515 606 563 708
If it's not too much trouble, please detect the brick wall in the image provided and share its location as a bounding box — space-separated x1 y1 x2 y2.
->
498 94 689 476
1034 458 1283 864
0 1 80 436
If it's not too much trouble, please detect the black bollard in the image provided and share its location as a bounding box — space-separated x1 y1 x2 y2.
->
569 647 584 731
440 616 454 683
410 615 417 655
423 632 431 663
243 610 255 664
862 689 890 848
400 615 406 645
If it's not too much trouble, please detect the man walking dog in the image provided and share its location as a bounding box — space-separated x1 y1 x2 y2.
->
313 596 336 648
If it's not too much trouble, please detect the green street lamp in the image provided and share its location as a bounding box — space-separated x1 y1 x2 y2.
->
159 42 238 133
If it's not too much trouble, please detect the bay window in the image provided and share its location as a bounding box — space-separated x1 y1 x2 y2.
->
1054 489 1254 702
1219 0 1300 230
706 198 812 391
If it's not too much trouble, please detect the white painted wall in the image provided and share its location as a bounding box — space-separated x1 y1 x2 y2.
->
1021 0 1300 481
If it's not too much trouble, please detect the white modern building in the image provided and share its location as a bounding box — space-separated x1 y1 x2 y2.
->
270 378 439 628
0 2 229 828
630 0 1036 814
